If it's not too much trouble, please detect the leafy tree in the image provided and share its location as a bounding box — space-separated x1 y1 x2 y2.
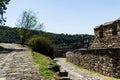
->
0 0 10 24
17 10 42 45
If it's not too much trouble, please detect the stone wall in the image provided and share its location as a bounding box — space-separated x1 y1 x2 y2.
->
90 18 120 49
66 18 120 78
66 48 120 78
54 47 72 58
54 38 92 58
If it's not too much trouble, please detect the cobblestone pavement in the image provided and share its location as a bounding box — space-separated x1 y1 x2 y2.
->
55 58 106 80
0 43 41 80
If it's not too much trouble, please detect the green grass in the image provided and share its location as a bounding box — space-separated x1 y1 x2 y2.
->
65 59 120 80
32 51 59 80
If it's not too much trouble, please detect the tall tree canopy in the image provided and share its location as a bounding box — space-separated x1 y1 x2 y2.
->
0 0 10 24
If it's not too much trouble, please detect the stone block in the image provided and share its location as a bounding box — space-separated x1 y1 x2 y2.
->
58 71 68 77
59 77 70 80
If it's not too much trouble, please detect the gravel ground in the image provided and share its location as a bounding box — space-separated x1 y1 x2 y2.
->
55 58 106 80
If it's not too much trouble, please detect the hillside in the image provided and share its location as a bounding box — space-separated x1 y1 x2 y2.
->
0 26 93 49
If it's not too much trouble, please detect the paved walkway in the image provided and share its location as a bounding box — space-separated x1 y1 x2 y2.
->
55 58 106 80
0 43 41 80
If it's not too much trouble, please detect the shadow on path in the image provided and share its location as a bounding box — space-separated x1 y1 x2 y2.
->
0 48 25 54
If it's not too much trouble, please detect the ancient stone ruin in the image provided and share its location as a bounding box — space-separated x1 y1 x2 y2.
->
66 18 120 78
90 18 120 49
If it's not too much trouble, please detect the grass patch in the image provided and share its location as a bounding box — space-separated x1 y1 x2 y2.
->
32 51 59 80
65 59 120 80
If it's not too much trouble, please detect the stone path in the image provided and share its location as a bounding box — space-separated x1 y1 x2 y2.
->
0 43 41 80
55 58 106 80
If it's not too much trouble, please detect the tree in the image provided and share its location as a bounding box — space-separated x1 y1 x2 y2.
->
17 10 40 45
0 0 10 24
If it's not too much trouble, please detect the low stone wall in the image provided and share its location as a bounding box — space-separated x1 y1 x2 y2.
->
66 48 120 78
54 47 72 58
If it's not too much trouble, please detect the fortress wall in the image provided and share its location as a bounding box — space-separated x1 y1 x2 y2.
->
66 48 120 78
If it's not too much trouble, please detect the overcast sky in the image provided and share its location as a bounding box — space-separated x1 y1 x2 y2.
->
5 0 120 35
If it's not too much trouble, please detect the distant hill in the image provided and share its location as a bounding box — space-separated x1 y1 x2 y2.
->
0 26 93 49
0 26 20 43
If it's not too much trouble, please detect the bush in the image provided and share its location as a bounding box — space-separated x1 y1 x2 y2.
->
28 36 55 58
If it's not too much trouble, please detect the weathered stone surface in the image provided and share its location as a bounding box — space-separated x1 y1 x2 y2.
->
55 58 105 80
0 43 41 80
66 18 120 78
66 48 120 78
90 18 120 49
58 71 68 77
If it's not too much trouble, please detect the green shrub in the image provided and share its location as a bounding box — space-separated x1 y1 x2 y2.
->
28 36 55 58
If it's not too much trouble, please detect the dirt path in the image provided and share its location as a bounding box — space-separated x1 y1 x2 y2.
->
55 58 106 80
0 43 41 80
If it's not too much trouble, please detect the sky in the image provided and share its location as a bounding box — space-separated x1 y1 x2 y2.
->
4 0 120 35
